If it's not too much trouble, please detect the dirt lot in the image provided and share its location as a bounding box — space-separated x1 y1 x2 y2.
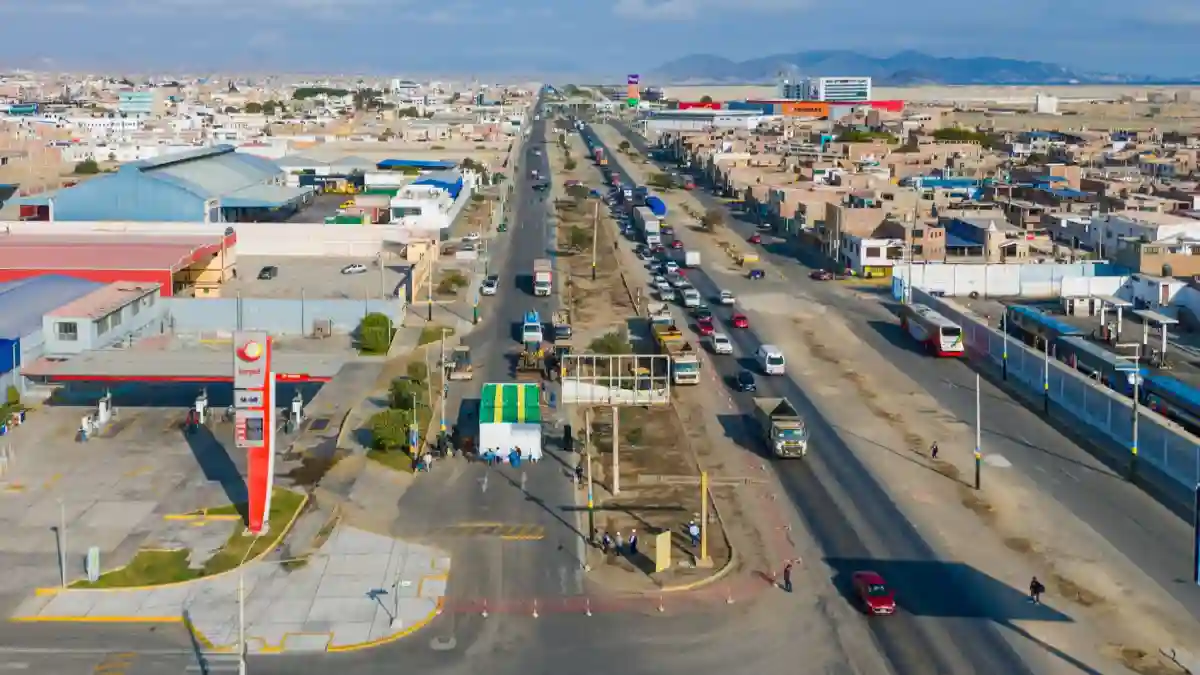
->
586 404 732 589
549 125 635 341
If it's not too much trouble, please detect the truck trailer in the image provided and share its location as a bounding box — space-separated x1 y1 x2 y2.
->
533 259 553 296
752 397 808 457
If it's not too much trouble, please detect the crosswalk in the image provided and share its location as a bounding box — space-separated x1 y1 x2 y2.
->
93 652 136 675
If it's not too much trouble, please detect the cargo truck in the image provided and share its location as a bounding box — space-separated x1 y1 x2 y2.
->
753 397 808 457
684 250 701 268
533 259 553 296
447 346 474 381
551 309 573 343
647 302 674 327
651 324 700 385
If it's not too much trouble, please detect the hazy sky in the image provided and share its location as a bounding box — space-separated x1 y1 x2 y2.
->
0 0 1197 78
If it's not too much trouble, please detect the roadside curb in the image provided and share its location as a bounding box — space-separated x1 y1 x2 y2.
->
659 544 740 593
325 597 444 653
29 489 309 598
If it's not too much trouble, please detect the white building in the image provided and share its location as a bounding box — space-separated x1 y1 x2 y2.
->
1092 213 1200 253
643 110 768 133
839 234 904 276
778 76 872 103
389 170 479 231
1034 93 1059 115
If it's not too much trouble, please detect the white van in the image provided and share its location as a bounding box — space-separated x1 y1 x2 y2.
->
681 288 701 308
756 344 786 375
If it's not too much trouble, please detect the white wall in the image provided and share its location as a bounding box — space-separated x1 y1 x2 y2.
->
896 262 1114 297
1060 275 1129 299
0 220 413 256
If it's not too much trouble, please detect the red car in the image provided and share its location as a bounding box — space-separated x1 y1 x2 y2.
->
696 317 714 336
748 234 762 244
852 571 896 615
671 240 684 249
731 313 749 329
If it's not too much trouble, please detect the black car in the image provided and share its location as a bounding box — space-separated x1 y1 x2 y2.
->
532 182 549 192
257 265 279 280
735 370 757 392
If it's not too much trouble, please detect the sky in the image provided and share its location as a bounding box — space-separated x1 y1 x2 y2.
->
0 0 1197 79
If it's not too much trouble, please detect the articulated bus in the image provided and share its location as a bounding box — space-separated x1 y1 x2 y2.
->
1141 374 1200 437
900 304 965 357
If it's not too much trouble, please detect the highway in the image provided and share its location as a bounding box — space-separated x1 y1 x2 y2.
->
587 123 1041 675
607 119 1200 625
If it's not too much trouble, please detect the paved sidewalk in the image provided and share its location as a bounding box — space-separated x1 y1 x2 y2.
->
12 526 450 654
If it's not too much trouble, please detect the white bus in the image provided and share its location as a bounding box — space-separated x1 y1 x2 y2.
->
900 304 964 357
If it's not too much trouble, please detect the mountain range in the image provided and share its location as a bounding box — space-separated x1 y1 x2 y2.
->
648 50 1199 85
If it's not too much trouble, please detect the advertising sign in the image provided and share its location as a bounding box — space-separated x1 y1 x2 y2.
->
627 74 639 85
232 331 274 534
233 332 269 391
234 409 266 449
627 98 638 108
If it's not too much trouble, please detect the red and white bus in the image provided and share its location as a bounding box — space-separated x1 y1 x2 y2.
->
900 304 964 357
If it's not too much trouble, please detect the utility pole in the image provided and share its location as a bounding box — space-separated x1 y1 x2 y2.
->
611 405 620 495
699 471 711 565
439 328 448 438
585 407 595 542
1001 311 1010 381
1042 336 1051 414
1117 343 1142 480
974 372 982 490
905 206 916 304
237 570 247 675
426 242 435 322
58 499 66 588
591 198 599 281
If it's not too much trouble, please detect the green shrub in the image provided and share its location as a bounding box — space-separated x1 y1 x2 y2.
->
588 333 630 354
369 409 414 450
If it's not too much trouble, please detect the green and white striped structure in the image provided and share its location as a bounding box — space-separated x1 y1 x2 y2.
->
479 382 543 459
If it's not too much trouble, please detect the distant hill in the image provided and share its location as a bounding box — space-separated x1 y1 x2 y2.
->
648 50 1198 86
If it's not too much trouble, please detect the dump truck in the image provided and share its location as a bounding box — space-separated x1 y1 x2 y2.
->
552 309 573 344
447 346 474 381
670 341 701 385
533 259 553 297
753 397 808 458
653 323 684 353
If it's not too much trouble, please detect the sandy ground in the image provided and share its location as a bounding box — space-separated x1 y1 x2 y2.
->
658 84 1200 104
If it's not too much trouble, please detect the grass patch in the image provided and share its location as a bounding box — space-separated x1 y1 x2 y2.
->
204 503 243 517
73 488 305 588
367 447 416 473
417 325 454 346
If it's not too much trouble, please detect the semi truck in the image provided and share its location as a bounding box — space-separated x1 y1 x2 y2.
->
684 250 701 268
633 207 661 245
533 259 553 296
753 397 808 458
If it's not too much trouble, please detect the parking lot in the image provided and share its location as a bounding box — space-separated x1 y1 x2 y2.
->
286 193 348 223
0 404 251 614
229 255 409 300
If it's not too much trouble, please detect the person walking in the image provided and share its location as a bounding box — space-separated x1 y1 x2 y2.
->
628 530 639 557
1029 576 1045 604
423 450 433 472
783 562 793 593
601 532 611 554
930 441 939 460
614 531 624 554
688 520 701 548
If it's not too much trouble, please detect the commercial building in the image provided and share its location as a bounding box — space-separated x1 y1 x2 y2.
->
42 283 163 356
117 90 164 117
778 76 873 103
0 275 109 396
0 231 237 297
14 145 312 223
643 109 768 133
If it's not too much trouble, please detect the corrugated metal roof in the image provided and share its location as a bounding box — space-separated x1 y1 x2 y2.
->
152 151 280 198
376 159 456 170
0 275 106 339
0 234 228 271
49 283 159 320
275 154 327 168
222 184 313 208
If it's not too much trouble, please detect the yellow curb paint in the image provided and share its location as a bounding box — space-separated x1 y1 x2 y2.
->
202 514 243 521
162 514 202 521
326 598 444 653
34 490 309 595
10 615 184 623
34 588 59 597
660 545 740 593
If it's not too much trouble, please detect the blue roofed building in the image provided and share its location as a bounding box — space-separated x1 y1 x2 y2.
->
14 145 313 223
0 275 105 396
387 169 478 232
376 159 457 172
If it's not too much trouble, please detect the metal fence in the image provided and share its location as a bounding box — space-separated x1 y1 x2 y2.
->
911 287 1200 498
559 353 671 406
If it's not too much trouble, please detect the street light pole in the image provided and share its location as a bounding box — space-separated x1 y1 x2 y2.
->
237 570 247 675
1116 343 1142 480
1001 311 1010 381
591 199 599 281
585 407 595 542
439 329 448 439
974 372 982 490
426 243 435 322
58 499 66 588
1042 336 1051 414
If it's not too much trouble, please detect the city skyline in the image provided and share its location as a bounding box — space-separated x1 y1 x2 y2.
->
0 0 1197 78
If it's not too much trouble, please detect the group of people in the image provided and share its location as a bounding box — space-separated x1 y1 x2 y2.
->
479 447 539 467
599 529 640 557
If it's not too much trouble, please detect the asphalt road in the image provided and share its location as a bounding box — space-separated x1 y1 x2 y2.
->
609 120 1200 624
589 123 1041 675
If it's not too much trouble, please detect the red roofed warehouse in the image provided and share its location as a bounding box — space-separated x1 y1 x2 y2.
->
0 231 236 297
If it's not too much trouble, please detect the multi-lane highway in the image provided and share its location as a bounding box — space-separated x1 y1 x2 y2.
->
586 123 1046 674
607 119 1200 625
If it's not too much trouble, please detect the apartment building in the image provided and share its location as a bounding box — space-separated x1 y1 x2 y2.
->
1114 233 1200 276
940 215 1031 263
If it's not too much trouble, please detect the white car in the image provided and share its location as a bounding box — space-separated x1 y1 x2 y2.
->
464 232 481 242
710 333 733 355
658 287 677 301
670 275 690 289
340 263 367 275
664 261 679 274
718 290 736 305
653 274 667 285
655 280 672 294
480 276 499 296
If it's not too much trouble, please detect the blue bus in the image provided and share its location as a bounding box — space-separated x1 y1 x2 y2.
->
1054 335 1144 397
1006 305 1084 347
1141 374 1200 436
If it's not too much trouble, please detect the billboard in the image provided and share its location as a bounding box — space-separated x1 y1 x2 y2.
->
627 74 640 107
233 332 276 534
780 101 830 117
627 74 640 85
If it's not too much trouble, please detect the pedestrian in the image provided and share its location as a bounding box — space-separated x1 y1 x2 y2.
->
423 451 433 472
783 562 793 593
629 529 638 556
574 462 584 484
688 520 701 548
930 441 939 460
614 531 624 553
1029 576 1045 604
601 532 611 553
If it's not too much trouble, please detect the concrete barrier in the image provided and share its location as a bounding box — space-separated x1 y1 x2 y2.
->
910 287 1200 508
